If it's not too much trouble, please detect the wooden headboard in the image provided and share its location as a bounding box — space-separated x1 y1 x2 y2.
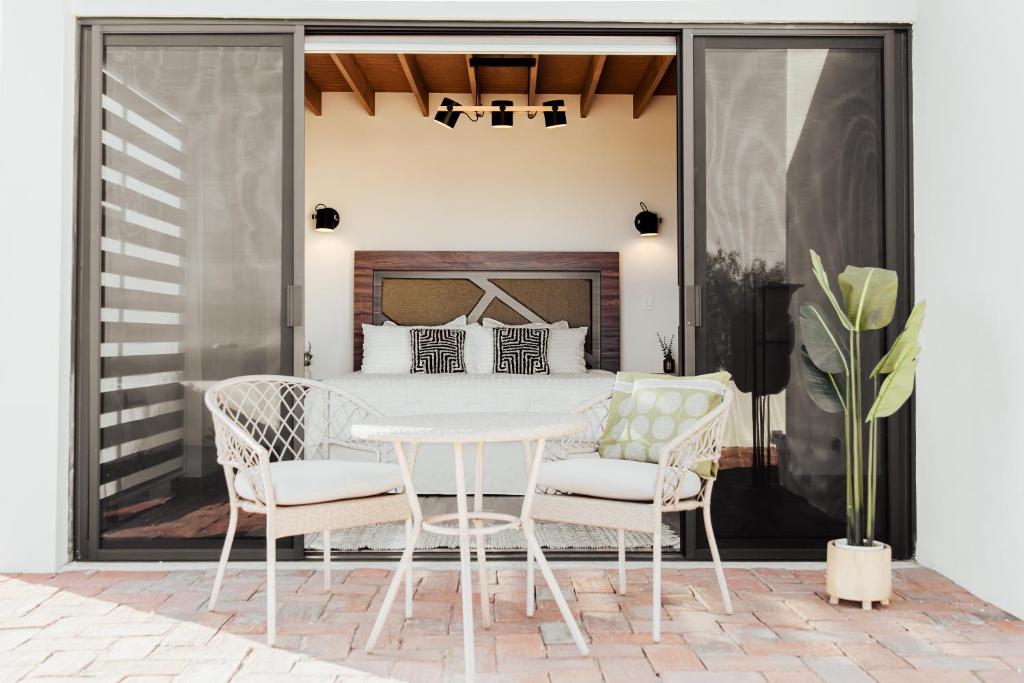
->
353 251 620 371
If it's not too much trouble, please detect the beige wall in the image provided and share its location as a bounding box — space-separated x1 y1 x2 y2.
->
304 91 678 377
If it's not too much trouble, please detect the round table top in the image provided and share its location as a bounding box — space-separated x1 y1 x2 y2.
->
350 412 587 444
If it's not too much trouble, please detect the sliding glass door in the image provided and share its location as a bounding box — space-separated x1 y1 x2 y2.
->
76 26 303 559
682 33 912 559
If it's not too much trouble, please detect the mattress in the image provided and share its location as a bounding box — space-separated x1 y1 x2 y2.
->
323 371 614 494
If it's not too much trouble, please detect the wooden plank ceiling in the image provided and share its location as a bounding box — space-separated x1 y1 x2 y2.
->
305 53 676 119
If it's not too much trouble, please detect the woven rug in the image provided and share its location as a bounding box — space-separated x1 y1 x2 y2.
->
307 522 680 552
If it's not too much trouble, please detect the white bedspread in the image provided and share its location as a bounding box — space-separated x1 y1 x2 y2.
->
323 371 614 494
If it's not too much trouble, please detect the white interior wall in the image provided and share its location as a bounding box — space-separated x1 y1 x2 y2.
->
912 0 1024 618
304 92 678 377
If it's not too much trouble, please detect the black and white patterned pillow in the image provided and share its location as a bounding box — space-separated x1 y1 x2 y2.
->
411 328 466 374
493 328 550 374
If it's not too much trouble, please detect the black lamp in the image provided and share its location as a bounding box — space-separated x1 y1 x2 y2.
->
312 204 340 233
491 100 513 128
543 99 567 129
434 97 461 129
634 202 660 237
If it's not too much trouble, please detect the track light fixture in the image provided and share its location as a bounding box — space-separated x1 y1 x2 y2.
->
543 100 567 129
434 101 569 129
491 100 513 128
434 97 462 129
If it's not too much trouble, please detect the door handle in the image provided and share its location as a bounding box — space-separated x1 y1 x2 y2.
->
685 285 702 327
286 285 304 327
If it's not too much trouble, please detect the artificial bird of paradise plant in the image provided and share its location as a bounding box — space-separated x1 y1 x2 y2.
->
799 249 925 549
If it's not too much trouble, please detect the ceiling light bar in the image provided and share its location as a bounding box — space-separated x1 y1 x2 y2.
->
305 35 677 56
437 104 566 113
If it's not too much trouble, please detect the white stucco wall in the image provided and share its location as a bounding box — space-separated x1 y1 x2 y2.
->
912 0 1024 619
18 0 997 591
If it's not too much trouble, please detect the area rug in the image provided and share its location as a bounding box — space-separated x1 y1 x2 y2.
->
307 522 680 552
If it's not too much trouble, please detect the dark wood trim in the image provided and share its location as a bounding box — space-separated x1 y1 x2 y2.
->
353 250 620 371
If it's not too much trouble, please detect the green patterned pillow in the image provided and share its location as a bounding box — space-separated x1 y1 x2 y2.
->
598 371 731 478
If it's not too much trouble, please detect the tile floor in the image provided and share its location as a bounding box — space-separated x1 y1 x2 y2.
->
1 565 1021 682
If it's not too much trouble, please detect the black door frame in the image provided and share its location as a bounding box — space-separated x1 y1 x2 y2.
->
681 28 914 560
73 18 912 562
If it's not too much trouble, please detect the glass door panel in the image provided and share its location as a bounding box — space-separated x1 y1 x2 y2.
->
690 36 888 557
79 31 298 557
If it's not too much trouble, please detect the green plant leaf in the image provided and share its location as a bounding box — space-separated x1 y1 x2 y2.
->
867 343 920 420
871 300 927 377
838 265 898 331
800 345 845 413
810 249 853 330
799 304 848 374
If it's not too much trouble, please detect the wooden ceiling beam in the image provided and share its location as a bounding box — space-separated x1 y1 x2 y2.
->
329 53 375 115
580 55 607 119
304 73 322 116
397 54 430 117
633 55 673 119
465 54 480 106
528 54 539 106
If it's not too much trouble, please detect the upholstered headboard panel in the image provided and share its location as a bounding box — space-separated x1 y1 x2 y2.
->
353 251 620 370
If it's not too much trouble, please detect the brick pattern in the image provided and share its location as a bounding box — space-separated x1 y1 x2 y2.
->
1 567 1021 681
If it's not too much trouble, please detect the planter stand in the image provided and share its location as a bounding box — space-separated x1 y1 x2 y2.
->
825 538 892 610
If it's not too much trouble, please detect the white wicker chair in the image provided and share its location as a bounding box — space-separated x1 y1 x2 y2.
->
204 375 415 646
527 384 735 642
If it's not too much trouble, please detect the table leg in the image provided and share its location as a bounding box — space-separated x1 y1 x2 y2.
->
453 442 476 679
405 443 419 619
520 437 589 656
473 441 491 628
521 440 535 617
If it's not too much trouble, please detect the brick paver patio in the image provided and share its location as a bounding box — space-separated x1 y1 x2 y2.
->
1 566 1021 681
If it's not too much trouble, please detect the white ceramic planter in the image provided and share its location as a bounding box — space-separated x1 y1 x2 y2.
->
825 538 892 610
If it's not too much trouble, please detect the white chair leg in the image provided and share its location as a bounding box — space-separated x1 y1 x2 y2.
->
266 533 277 646
209 503 237 611
652 523 662 643
618 528 627 594
366 521 422 653
405 518 414 618
526 534 535 617
323 530 331 591
703 499 733 614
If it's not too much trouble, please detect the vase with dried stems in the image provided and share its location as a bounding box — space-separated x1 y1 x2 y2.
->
799 249 925 608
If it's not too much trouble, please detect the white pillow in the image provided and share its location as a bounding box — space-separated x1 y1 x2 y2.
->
548 327 588 374
481 317 569 330
362 316 468 373
464 325 493 374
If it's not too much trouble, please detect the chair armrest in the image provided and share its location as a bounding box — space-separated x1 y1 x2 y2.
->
551 391 612 460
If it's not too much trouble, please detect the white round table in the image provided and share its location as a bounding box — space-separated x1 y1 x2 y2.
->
351 412 590 680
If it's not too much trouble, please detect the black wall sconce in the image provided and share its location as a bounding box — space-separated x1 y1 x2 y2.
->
635 202 661 237
312 204 340 233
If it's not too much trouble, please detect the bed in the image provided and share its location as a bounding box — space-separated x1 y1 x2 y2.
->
326 250 619 494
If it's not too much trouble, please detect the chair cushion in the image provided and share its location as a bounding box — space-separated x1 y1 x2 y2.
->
537 456 702 502
234 460 403 506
